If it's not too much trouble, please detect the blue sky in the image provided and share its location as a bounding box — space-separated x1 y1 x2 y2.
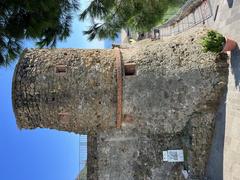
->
0 1 106 179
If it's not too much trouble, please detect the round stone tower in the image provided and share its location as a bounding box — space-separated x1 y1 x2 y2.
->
12 29 230 180
12 49 117 133
12 30 228 135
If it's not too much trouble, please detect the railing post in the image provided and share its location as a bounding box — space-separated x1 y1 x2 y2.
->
182 19 185 31
199 3 205 24
193 11 196 25
187 14 190 29
177 22 180 33
206 0 213 17
147 0 214 38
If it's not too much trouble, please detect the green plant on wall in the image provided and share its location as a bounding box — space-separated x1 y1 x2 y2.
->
200 30 225 53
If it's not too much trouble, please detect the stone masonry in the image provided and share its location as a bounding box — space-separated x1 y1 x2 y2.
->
91 28 229 180
12 28 228 179
13 49 117 134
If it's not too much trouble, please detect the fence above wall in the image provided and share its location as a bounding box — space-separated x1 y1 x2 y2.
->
151 0 213 39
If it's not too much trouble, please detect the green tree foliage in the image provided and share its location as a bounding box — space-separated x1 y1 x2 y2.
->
0 0 79 66
0 0 186 66
80 0 186 40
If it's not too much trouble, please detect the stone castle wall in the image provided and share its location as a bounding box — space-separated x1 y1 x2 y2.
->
88 28 229 179
12 28 229 179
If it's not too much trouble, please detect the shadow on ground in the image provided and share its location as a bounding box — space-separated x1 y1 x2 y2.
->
206 45 240 179
206 92 227 180
227 0 234 8
231 46 240 90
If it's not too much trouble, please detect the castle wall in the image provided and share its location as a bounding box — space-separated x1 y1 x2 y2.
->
88 28 229 180
12 28 229 179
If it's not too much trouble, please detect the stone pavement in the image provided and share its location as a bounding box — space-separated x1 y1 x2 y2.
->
208 0 240 42
224 47 240 180
205 0 240 180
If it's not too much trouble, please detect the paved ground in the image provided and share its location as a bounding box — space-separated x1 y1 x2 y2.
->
206 93 226 180
158 1 240 179
208 0 240 42
205 0 240 180
171 0 240 41
207 47 240 180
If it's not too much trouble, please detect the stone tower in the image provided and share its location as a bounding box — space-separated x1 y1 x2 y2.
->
12 28 229 179
12 49 117 133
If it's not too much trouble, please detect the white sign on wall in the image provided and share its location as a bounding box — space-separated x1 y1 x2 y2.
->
163 149 184 162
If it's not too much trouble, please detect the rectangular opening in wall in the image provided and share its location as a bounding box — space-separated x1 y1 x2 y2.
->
56 65 67 73
58 112 70 125
123 114 134 123
124 63 136 76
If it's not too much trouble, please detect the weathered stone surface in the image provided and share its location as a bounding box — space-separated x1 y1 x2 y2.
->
88 28 229 180
12 49 117 133
12 28 228 179
120 28 228 134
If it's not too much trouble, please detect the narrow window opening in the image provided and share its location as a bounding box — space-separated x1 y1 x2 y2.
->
49 91 56 102
123 114 134 123
58 112 70 125
56 65 67 73
124 63 136 76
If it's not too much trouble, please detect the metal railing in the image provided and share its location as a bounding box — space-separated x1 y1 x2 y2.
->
150 0 213 39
